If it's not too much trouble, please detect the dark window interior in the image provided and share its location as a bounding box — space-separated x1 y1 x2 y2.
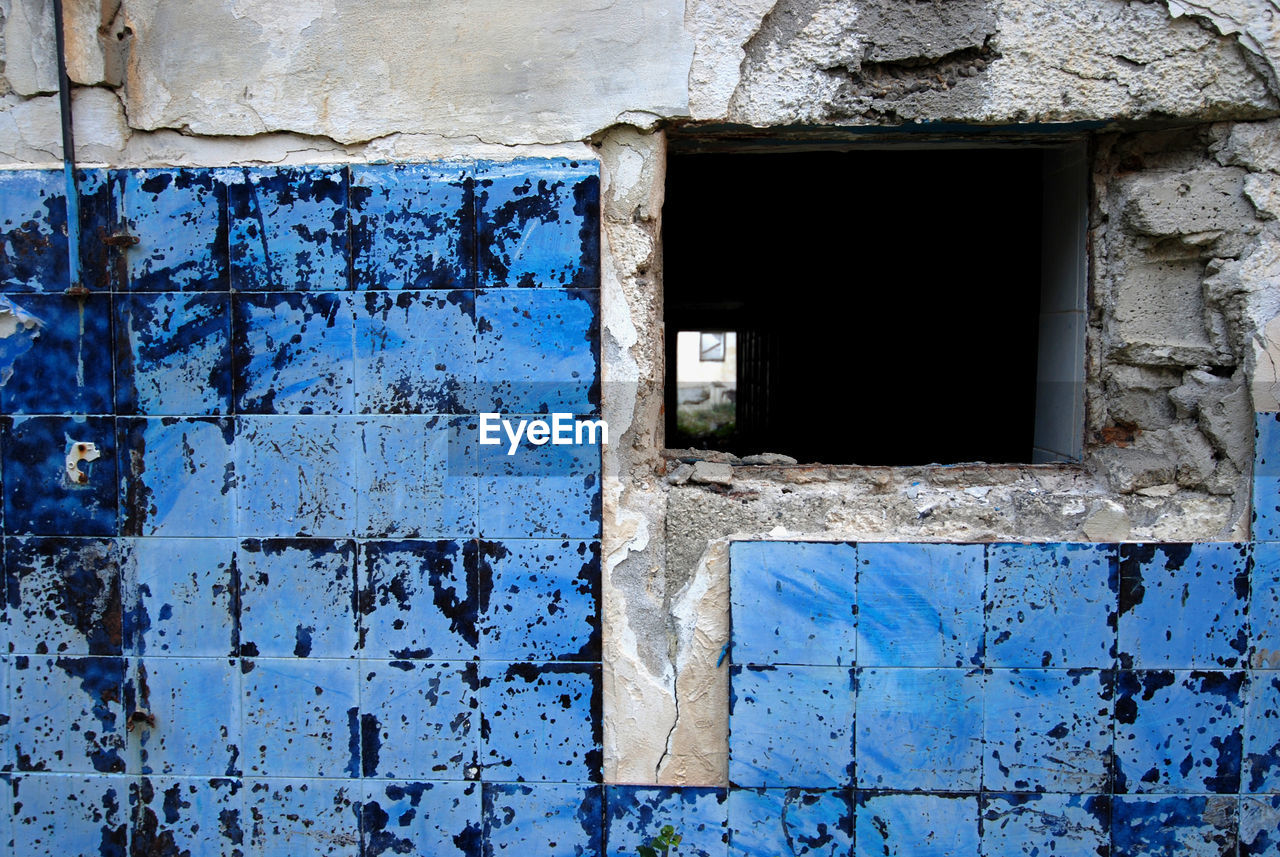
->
664 147 1045 465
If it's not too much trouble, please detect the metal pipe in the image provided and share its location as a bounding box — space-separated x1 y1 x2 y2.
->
51 0 85 295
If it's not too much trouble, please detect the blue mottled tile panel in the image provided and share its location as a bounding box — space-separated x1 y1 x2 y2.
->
132 657 240 777
354 290 475 414
246 777 359 857
361 780 482 857
235 416 358 538
114 292 232 416
727 788 851 857
1241 795 1280 857
362 661 478 780
4 537 121 656
1246 672 1280 793
729 665 854 788
10 655 126 773
1252 542 1280 668
0 292 114 415
238 539 357 659
0 170 68 292
986 542 1117 668
356 416 476 539
1114 670 1244 794
359 539 478 659
483 782 603 857
229 166 349 291
125 537 237 657
121 168 228 292
478 421 600 539
132 777 245 857
240 658 358 778
857 543 984 667
1256 412 1280 541
606 786 729 857
478 539 600 662
1111 795 1236 857
475 159 599 289
11 774 128 855
980 793 1109 857
480 662 600 783
854 792 979 857
729 541 856 667
2 416 118 536
119 418 236 537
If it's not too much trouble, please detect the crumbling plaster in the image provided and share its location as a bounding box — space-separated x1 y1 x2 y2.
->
4 0 1280 788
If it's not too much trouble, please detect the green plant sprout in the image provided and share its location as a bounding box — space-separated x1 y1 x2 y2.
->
637 823 682 857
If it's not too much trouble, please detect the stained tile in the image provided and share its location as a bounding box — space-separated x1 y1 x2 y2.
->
0 657 9 773
119 417 236 537
131 776 245 857
229 166 349 291
75 168 117 292
354 289 475 413
121 168 228 291
350 163 473 291
2 415 118 536
9 655 126 773
1114 670 1244 794
356 416 476 538
480 662 600 783
114 292 232 415
1241 795 1280 857
856 543 985 667
0 291 114 415
1118 543 1250 669
607 786 729 857
482 782 603 856
11 773 129 855
475 159 600 289
854 792 979 857
240 658 359 778
0 170 68 292
232 291 356 414
478 539 600 662
980 793 1109 857
0 773 9 851
1245 671 1280 792
132 657 240 776
986 542 1117 668
1252 542 1280 668
1111 795 1237 857
362 661 478 780
478 419 600 539
359 539 478 660
983 669 1113 793
729 665 854 788
238 539 358 659
235 416 358 538
1256 412 1280 542
727 787 851 857
361 779 482 857
729 541 857 667
246 777 360 857
475 290 599 414
855 667 983 792
4 537 121 656
125 537 237 657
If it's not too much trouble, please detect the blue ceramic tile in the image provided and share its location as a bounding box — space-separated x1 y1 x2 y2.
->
1118 543 1250 669
2 415 118 536
11 773 128 855
475 290 599 413
482 782 603 856
238 539 358 658
480 662 600 783
980 793 1109 857
0 295 42 394
856 543 985 667
1111 795 1237 857
0 772 9 851
1241 795 1280 857
986 542 1117 668
359 539 478 659
241 658 359 778
727 788 851 857
855 667 983 792
478 421 600 539
984 669 1113 793
235 416 358 538
0 657 9 773
478 539 600 662
131 657 240 776
232 292 356 414
4 537 121 656
362 661 478 780
1246 672 1280 792
475 159 599 289
246 777 360 857
114 292 232 415
361 780 482 857
854 792 979 857
119 417 236 537
356 416 476 538
354 289 475 413
131 776 245 857
229 166 349 291
121 168 228 291
0 170 68 291
729 665 854 788
350 163 473 291
1114 670 1244 794
607 786 729 857
729 541 857 667
0 292 114 415
125 537 237 657
1252 542 1280 668
9 655 126 773
1256 412 1280 541
74 168 118 291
